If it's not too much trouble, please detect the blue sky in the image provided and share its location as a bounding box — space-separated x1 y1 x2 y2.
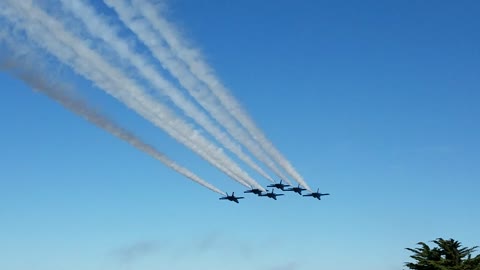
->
1 1 479 270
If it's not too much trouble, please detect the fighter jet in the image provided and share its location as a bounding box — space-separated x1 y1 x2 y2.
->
259 189 284 200
219 192 244 203
267 180 290 191
244 188 263 196
303 188 330 200
284 184 307 195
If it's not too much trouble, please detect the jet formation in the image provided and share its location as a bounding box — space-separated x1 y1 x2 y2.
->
220 180 330 203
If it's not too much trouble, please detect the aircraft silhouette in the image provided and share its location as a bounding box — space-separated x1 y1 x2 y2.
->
244 188 263 196
267 180 290 191
284 184 307 195
219 192 244 203
303 188 330 200
259 189 284 200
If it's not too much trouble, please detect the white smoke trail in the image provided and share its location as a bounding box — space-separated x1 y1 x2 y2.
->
0 45 225 195
130 0 312 190
0 0 263 190
104 0 293 186
59 0 274 183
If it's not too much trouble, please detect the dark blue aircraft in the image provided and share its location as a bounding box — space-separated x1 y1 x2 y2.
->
219 192 244 203
244 188 263 196
267 180 290 191
259 189 284 200
285 184 307 195
303 188 330 200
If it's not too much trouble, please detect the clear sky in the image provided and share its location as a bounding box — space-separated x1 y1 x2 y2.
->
1 1 479 270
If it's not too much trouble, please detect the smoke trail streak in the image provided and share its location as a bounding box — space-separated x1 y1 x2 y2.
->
1 0 263 190
0 48 225 195
104 0 293 186
132 0 312 190
60 0 274 183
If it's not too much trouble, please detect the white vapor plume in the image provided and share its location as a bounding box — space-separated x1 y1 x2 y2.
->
59 0 274 183
105 0 304 188
0 0 264 190
0 47 225 195
130 0 312 190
